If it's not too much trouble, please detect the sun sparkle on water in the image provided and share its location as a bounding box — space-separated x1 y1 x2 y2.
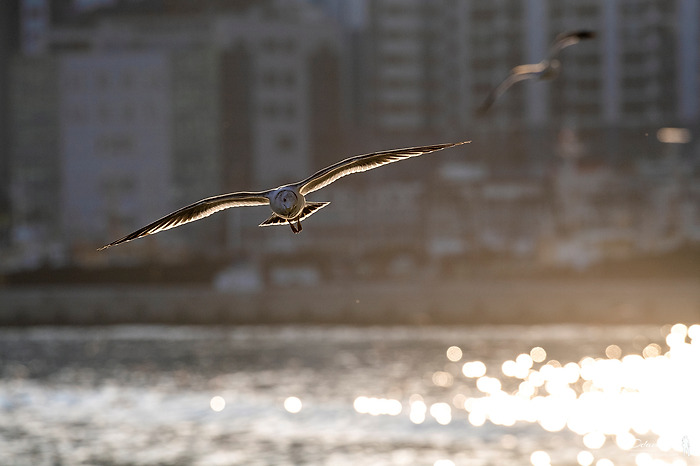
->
429 402 452 425
352 322 700 465
577 450 595 466
409 394 427 424
209 395 226 412
353 396 401 416
446 346 463 362
530 450 551 466
461 361 486 378
284 396 302 414
530 346 547 363
433 460 455 466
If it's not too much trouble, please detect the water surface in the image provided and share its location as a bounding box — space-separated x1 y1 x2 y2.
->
0 324 696 465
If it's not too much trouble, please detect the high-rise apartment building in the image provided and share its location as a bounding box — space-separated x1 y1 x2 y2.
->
5 0 699 268
7 1 344 262
59 52 174 256
362 0 699 134
19 0 50 55
8 57 61 265
0 0 21 247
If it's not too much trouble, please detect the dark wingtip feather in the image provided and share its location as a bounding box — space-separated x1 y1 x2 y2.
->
576 30 596 40
556 30 596 43
97 231 144 250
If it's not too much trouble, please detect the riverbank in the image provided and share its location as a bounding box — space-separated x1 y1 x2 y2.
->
1 277 698 326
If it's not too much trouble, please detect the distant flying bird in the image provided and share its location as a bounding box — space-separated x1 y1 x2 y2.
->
98 141 470 250
476 30 595 114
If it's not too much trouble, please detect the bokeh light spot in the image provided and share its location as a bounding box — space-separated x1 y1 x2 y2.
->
502 360 517 377
284 396 302 414
468 410 486 427
462 361 487 378
530 450 551 466
605 345 622 359
577 450 594 466
429 402 452 425
476 376 501 394
432 371 454 387
446 345 463 362
409 398 427 424
531 346 547 363
666 332 685 348
583 432 606 449
210 395 226 412
688 324 700 341
615 432 636 450
354 396 401 416
670 323 688 337
434 460 455 466
642 343 661 358
516 353 534 369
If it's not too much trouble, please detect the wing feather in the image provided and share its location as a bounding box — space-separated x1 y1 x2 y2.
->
547 30 595 61
258 202 330 227
476 64 545 115
297 142 469 195
98 191 270 250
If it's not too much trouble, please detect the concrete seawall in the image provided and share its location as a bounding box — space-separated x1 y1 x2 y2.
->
1 278 699 326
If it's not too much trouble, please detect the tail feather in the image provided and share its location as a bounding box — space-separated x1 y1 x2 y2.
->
258 214 288 227
259 202 330 227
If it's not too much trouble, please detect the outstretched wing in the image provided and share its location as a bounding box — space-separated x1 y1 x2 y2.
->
297 141 469 195
476 64 545 115
547 30 595 61
99 191 270 250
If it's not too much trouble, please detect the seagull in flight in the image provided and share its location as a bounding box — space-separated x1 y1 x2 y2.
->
476 30 595 115
99 141 470 250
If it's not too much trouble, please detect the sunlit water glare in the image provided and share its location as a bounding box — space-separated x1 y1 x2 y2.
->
210 395 226 412
352 323 700 465
284 396 303 414
0 323 697 465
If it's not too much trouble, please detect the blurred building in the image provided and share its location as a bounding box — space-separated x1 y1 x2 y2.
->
59 52 175 261
343 0 700 271
18 0 51 55
3 0 700 273
8 57 61 268
0 0 21 247
6 0 344 266
360 0 698 135
362 0 436 135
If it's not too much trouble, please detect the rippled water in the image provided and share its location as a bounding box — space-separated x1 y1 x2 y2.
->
0 324 697 465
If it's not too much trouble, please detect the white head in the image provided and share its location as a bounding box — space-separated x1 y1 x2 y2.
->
272 188 301 217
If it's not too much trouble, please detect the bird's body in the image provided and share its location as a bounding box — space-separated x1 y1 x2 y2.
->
270 187 304 222
476 30 595 114
263 186 327 233
99 141 469 249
